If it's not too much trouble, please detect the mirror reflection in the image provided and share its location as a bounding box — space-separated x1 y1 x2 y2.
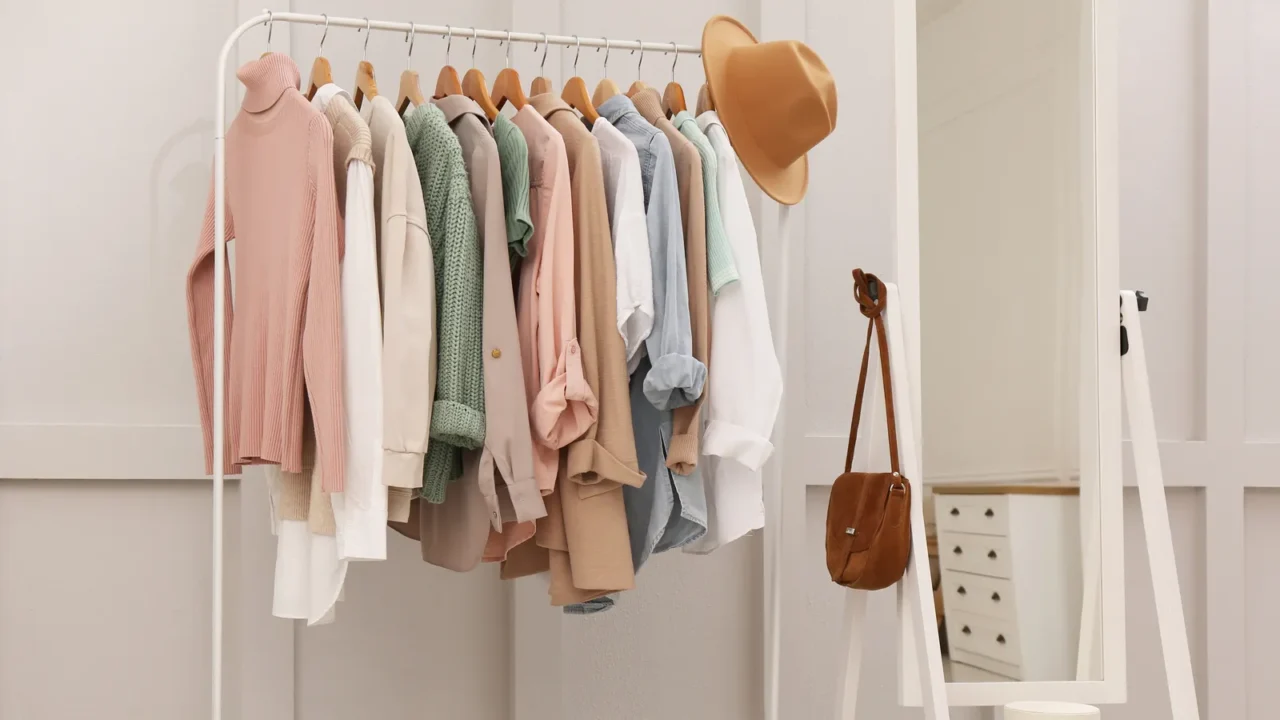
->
917 0 1100 683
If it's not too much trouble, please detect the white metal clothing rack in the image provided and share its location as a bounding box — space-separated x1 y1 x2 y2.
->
209 11 790 720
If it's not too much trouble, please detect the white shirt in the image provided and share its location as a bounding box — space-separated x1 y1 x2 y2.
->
593 117 654 372
271 84 386 625
685 111 783 554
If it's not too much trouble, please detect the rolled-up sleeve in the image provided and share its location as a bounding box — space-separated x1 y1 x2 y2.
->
640 134 705 412
530 171 599 447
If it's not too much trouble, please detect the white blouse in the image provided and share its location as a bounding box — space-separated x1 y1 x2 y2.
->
593 116 654 372
685 111 783 554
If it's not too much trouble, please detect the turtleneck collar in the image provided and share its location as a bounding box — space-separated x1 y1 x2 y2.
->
238 53 301 113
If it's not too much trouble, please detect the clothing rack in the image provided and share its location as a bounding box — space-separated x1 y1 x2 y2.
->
209 12 790 720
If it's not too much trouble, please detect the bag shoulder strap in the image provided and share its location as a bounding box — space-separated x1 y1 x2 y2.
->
844 269 901 475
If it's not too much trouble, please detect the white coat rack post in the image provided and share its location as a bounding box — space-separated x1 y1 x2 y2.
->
209 13 777 720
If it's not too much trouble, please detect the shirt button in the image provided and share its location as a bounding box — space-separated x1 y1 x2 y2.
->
568 345 577 355
491 348 502 358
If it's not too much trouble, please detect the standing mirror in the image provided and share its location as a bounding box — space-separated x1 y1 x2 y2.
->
898 0 1125 707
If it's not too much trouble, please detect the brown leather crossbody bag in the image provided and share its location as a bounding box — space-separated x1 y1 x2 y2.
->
825 269 913 591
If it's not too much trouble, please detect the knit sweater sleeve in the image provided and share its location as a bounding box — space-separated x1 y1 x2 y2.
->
303 115 348 493
186 177 242 476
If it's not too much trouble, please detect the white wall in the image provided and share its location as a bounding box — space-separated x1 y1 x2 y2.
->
0 0 1268 719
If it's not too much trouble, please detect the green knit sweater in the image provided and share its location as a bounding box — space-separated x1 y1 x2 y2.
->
405 104 486 502
494 114 534 268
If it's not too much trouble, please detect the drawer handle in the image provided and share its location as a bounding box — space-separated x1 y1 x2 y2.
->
950 508 960 516
987 550 998 559
953 546 963 555
991 592 1001 602
984 508 995 518
962 626 972 636
957 586 967 596
996 634 1007 645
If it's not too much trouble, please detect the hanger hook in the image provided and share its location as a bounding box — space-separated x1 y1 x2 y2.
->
406 23 416 69
319 14 328 52
504 30 512 69
573 35 581 75
445 25 453 66
635 41 644 77
472 27 481 67
362 18 371 60
599 37 610 73
671 41 679 81
263 10 273 48
540 33 549 73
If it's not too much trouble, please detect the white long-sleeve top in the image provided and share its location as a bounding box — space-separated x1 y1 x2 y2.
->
685 111 783 554
593 117 654 372
272 83 385 625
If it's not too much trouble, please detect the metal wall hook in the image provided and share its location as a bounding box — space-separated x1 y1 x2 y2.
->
361 17 371 59
573 35 581 74
319 13 329 51
670 41 679 80
471 27 479 67
540 32 549 73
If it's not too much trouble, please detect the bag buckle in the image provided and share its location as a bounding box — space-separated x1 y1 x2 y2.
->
889 472 906 494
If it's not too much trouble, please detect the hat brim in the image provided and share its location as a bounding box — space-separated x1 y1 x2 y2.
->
701 16 809 206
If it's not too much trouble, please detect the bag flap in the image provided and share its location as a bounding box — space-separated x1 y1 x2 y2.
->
827 471 898 554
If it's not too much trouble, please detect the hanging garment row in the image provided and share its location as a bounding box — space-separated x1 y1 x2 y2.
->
185 46 780 625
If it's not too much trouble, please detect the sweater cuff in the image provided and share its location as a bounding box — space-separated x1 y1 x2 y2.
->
387 488 414 523
431 399 486 450
703 419 775 471
383 449 425 489
665 431 699 476
277 474 311 522
642 352 707 411
566 437 647 499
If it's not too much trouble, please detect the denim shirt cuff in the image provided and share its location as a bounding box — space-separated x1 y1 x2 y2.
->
641 352 707 411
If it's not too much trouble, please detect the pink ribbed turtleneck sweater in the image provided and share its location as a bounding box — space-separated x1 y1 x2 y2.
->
187 53 348 491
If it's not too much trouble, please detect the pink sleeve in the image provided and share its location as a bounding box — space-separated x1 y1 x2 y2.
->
530 158 597 448
186 178 241 476
302 117 348 493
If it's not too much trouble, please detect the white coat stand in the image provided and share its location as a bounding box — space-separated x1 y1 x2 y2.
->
763 205 792 720
833 281 951 720
832 291 1201 720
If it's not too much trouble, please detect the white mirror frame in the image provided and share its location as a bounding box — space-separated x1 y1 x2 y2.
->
893 0 1127 707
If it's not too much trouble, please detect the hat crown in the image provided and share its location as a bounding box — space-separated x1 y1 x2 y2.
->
726 40 837 167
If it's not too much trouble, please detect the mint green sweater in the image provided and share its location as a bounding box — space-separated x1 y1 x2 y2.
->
494 114 534 267
405 104 486 502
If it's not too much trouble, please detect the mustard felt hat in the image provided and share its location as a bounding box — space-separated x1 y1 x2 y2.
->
701 16 838 205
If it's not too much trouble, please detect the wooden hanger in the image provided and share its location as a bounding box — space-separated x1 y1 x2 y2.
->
696 83 715 115
306 16 334 101
626 42 649 98
397 24 426 114
461 29 500 120
492 31 529 111
433 26 463 98
661 43 687 118
353 19 379 110
530 33 553 96
561 37 599 124
591 39 621 108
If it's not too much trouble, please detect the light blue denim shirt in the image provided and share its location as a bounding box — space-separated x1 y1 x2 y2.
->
597 94 705 411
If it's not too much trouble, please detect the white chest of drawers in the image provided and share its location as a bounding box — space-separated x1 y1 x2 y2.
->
933 483 1082 681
